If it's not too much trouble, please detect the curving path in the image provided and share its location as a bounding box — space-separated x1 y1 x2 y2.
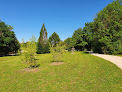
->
90 52 122 69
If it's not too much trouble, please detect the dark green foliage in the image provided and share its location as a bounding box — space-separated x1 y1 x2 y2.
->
71 28 88 51
38 23 47 45
91 0 122 54
37 23 50 54
64 37 72 50
36 42 43 54
0 20 20 55
42 43 50 53
49 32 60 46
65 0 122 54
64 27 93 51
83 22 94 51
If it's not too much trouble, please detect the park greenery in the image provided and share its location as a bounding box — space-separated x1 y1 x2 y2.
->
65 0 122 54
37 23 50 54
0 0 122 91
19 35 37 68
49 32 60 47
50 42 66 62
0 20 20 55
0 52 121 91
0 0 121 56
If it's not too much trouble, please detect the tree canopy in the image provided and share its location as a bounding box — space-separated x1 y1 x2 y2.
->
91 0 122 54
0 20 20 55
64 0 122 54
49 32 60 46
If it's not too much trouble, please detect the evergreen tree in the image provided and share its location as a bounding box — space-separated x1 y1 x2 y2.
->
36 42 43 54
38 23 47 45
42 42 50 53
37 23 49 54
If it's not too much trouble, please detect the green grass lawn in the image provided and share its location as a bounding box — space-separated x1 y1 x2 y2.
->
0 52 121 92
116 55 122 57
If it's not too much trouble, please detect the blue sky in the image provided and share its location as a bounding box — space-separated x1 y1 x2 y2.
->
0 0 114 42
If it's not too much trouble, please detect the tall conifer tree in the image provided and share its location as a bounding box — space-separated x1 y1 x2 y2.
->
37 23 49 54
38 23 47 45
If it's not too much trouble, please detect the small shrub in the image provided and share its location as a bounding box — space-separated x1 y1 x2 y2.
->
50 42 66 62
19 35 37 68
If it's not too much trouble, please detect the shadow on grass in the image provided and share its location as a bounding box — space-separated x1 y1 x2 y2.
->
0 54 18 57
82 51 90 54
50 61 64 65
35 59 39 61
51 60 64 62
29 64 40 68
30 58 40 68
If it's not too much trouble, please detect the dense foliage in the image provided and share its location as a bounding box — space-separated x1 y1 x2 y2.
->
65 27 92 51
64 37 72 50
91 0 122 54
49 32 60 46
37 23 50 54
65 0 122 54
0 20 20 55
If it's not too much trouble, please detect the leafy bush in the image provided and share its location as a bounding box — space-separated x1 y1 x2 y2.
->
50 42 66 62
19 36 37 68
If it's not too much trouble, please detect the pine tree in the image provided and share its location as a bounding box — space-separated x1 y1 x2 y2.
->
37 23 49 54
38 23 47 45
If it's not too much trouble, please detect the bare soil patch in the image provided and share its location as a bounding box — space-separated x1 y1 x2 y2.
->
71 53 76 54
20 68 40 72
50 62 64 65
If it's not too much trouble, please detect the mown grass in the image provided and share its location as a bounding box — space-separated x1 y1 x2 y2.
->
116 55 122 57
0 52 121 92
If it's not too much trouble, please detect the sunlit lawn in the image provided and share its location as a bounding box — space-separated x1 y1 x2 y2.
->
117 55 122 57
0 52 121 92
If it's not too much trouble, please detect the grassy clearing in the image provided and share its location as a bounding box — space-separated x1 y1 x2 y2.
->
0 52 121 92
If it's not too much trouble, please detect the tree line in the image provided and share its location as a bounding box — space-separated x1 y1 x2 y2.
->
65 0 122 54
0 21 61 56
36 23 61 54
0 0 121 55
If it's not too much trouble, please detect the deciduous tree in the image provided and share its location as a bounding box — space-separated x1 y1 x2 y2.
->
0 20 20 55
49 32 60 47
50 42 66 62
19 35 37 68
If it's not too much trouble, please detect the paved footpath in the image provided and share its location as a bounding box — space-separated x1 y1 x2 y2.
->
90 53 122 70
